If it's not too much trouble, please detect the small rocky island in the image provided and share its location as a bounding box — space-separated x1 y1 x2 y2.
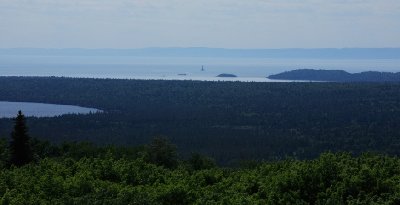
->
217 73 237 77
268 69 400 82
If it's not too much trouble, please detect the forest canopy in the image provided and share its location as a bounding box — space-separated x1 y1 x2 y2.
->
1 138 400 204
1 77 400 164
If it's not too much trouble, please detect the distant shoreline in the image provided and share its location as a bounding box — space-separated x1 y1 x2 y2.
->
0 75 307 83
268 69 400 82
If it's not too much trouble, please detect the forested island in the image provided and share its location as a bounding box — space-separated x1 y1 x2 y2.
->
216 73 237 77
268 69 400 82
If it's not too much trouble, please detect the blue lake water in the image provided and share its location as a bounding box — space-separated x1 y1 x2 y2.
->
0 56 399 81
0 101 101 118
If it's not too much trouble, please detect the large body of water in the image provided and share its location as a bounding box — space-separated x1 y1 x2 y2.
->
0 101 100 118
0 56 399 81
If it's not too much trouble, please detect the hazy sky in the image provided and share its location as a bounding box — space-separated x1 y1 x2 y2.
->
0 0 399 49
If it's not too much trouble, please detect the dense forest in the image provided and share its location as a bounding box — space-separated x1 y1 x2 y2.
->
1 77 400 164
268 69 400 82
1 136 400 204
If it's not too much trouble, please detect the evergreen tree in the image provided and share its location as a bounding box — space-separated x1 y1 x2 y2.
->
0 138 8 168
9 111 33 166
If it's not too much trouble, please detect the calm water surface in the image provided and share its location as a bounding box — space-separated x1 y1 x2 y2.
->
0 56 399 81
0 101 101 118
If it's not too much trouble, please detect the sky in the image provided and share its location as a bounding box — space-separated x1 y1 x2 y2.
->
0 0 399 49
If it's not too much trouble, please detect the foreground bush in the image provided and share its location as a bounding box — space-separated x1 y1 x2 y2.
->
1 152 400 204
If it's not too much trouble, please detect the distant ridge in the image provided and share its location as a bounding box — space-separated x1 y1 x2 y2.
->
268 69 400 82
1 48 400 59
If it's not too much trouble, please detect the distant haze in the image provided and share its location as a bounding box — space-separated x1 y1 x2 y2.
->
0 0 400 49
1 48 400 59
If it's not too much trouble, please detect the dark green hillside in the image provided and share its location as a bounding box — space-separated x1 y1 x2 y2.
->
1 77 400 164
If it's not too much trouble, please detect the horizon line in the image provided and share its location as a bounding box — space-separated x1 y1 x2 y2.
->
1 47 400 50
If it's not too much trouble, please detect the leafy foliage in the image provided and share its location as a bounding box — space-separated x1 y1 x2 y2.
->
144 137 178 169
0 141 400 204
187 153 216 171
